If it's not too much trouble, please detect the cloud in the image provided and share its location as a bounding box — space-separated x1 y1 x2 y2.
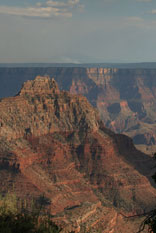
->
124 16 156 31
125 16 144 22
0 6 71 18
60 56 81 63
68 0 80 6
46 1 67 7
0 0 83 19
36 3 42 7
123 16 146 29
151 9 156 14
46 0 80 7
136 0 152 2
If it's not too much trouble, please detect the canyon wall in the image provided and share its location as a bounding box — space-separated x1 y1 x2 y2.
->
0 76 156 232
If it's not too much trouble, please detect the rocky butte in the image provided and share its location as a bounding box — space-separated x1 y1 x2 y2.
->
0 76 156 232
1 67 156 153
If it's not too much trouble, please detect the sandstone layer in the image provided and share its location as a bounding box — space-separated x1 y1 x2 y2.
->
0 76 156 232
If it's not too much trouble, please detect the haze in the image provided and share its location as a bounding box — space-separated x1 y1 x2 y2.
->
0 0 156 63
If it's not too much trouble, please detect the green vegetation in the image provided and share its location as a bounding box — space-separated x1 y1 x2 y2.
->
0 193 103 233
0 193 60 233
0 193 17 216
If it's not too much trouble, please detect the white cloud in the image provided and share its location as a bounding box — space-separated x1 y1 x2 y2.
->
126 16 144 22
68 0 80 6
0 6 71 18
0 0 83 19
46 1 67 7
46 0 80 7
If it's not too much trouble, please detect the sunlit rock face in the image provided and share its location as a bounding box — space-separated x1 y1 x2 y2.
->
1 67 156 148
0 76 156 232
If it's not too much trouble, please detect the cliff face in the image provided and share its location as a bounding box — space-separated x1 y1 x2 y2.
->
1 67 156 150
0 76 156 232
70 68 156 146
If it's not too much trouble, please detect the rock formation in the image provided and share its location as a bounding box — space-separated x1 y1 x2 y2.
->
1 67 156 152
0 76 156 232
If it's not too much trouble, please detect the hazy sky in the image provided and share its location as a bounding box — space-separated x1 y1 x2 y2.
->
0 0 156 63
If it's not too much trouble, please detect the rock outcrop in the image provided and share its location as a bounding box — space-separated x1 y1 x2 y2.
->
0 76 156 232
1 67 156 152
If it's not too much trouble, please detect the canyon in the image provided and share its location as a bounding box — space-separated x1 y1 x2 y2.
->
0 76 156 232
1 67 156 152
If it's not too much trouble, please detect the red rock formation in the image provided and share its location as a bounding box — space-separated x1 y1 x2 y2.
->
0 76 155 232
2 67 156 149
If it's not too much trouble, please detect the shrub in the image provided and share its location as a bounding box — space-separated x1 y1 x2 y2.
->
0 193 61 233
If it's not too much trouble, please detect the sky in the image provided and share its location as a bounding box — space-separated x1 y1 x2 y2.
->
0 0 156 63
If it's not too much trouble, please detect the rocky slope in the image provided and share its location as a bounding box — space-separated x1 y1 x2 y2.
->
1 67 156 152
0 76 156 232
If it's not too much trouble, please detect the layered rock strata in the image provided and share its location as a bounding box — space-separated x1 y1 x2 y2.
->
1 67 156 150
0 76 156 232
